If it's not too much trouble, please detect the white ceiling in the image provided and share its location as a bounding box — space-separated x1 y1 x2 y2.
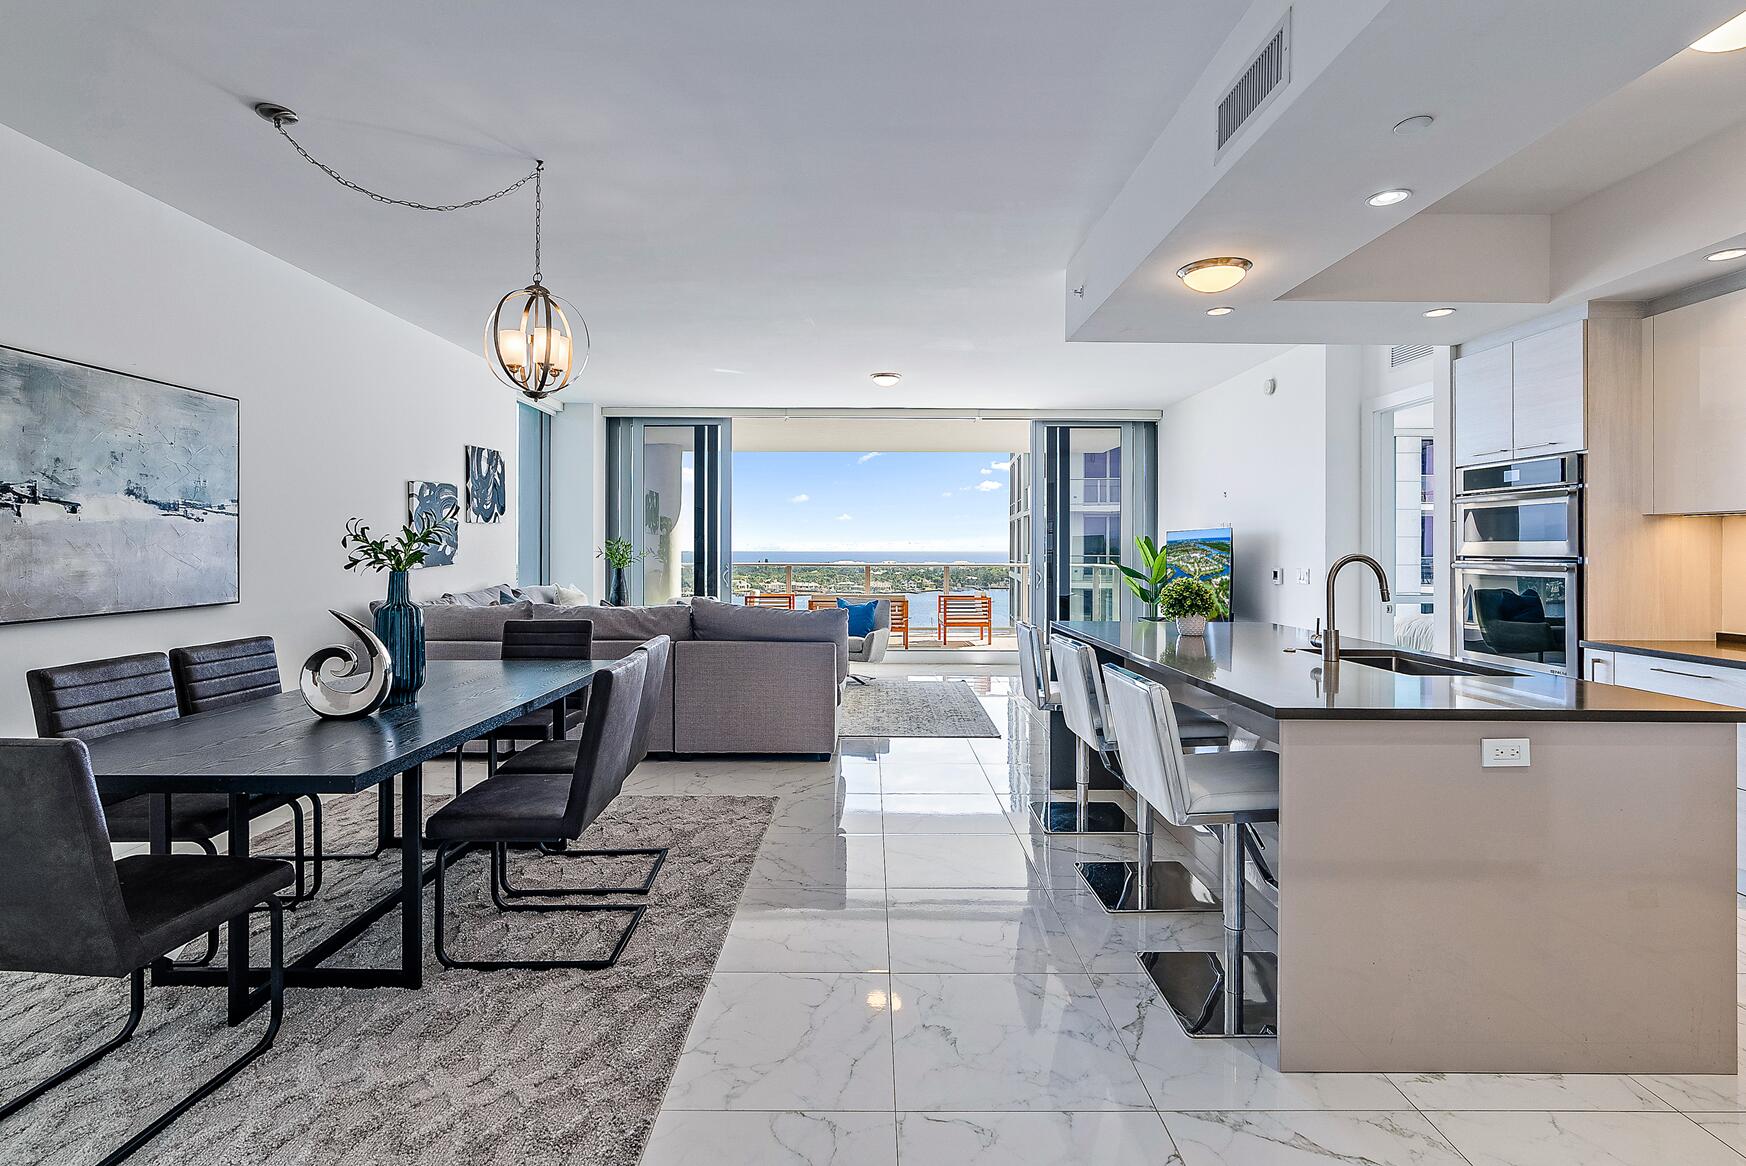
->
0 1 1291 410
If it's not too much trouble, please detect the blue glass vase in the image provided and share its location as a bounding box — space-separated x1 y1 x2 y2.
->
374 569 424 708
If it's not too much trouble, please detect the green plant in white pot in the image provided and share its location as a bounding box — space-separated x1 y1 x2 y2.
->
1159 577 1221 636
1118 535 1172 620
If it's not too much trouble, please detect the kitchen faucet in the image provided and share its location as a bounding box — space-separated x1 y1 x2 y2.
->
1323 553 1391 666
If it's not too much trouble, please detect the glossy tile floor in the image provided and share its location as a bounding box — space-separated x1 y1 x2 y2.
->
624 667 1746 1166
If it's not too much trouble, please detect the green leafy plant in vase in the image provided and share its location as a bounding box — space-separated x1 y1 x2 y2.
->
1117 535 1173 621
340 512 450 707
598 537 647 606
1158 577 1222 636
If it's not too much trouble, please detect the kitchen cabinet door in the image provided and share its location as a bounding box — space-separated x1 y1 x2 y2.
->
1453 344 1513 466
1649 297 1746 514
1510 321 1585 456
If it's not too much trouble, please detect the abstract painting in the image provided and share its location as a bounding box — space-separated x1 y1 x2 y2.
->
465 444 506 524
0 346 239 625
407 480 459 567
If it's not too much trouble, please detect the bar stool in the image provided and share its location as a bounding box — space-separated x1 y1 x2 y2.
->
1102 663 1280 1037
1015 621 1056 712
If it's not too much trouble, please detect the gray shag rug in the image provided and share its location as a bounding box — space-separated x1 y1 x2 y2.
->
0 786 774 1166
838 678 1000 738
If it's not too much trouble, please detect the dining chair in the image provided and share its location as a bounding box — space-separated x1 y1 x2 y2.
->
0 738 292 1164
446 618 596 797
427 651 650 970
27 652 318 911
169 637 325 895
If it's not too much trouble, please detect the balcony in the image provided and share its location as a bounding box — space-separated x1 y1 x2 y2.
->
730 561 1024 650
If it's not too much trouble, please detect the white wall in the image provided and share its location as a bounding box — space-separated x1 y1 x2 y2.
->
549 401 604 597
0 124 518 736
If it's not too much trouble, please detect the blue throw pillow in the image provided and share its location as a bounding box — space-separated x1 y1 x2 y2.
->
499 590 519 605
837 598 878 637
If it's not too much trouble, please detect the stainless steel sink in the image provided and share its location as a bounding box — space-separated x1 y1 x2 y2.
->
1337 649 1516 678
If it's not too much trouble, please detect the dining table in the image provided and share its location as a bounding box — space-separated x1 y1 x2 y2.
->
82 658 609 1024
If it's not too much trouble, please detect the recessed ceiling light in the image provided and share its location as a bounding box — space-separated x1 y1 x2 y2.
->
1393 114 1435 135
869 371 902 387
1423 307 1457 318
1176 257 1252 294
1206 306 1235 317
1706 248 1746 262
1692 11 1746 52
1366 188 1413 207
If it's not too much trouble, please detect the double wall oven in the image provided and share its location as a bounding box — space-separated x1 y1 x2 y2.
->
1454 454 1582 675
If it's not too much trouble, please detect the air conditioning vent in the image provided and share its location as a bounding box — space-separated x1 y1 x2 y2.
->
1217 13 1291 155
1390 344 1433 367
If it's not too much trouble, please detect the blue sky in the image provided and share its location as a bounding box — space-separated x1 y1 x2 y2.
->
733 451 1013 553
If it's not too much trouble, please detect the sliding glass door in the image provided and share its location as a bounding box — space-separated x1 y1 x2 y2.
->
606 418 732 603
1029 421 1157 633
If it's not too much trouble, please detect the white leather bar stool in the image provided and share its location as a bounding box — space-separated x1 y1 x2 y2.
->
1015 621 1057 712
1102 663 1280 1037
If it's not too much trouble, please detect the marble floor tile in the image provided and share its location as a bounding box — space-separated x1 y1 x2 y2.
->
969 734 1032 766
1161 1111 1467 1166
1692 1114 1746 1156
672 761 842 799
876 763 997 795
859 736 982 764
1056 890 1270 972
664 972 897 1111
883 832 1040 889
880 792 1015 834
641 1111 898 1166
1634 1073 1746 1113
1091 973 1411 1111
896 1111 1180 1165
716 889 891 973
1390 1073 1672 1112
890 972 1153 1110
766 790 884 834
885 889 1085 973
744 832 886 891
1423 1110 1746 1166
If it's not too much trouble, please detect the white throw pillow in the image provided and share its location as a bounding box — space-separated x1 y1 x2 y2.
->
554 583 590 606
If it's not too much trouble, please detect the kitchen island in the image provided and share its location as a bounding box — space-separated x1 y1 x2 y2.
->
1054 619 1743 1073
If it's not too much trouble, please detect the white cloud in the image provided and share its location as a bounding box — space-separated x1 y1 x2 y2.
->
856 452 882 464
835 513 853 521
789 493 809 503
989 459 1011 472
941 491 955 497
979 468 993 476
971 479 1003 492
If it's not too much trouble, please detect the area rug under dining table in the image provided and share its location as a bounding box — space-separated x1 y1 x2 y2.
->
0 787 774 1166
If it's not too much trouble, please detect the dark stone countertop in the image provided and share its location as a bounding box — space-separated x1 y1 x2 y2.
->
1056 620 1746 722
1581 638 1746 672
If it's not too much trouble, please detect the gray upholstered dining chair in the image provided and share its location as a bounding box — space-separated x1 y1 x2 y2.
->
0 738 293 1164
169 637 325 896
426 651 650 971
28 652 318 909
448 618 595 796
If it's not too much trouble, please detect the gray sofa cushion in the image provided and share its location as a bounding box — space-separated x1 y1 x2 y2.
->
440 585 510 607
690 596 848 683
558 604 695 642
423 601 534 642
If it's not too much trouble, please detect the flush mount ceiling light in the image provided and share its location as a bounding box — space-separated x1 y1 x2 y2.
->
1707 247 1746 262
1206 306 1235 316
1692 11 1746 52
869 372 902 387
1366 188 1413 207
1393 114 1435 135
1423 307 1457 318
255 102 587 402
1176 257 1252 294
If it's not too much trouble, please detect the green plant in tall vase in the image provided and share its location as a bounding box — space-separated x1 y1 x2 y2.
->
1117 535 1173 620
340 511 450 707
1158 577 1222 637
598 537 647 606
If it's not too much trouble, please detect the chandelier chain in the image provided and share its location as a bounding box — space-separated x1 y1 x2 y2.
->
533 161 543 283
271 122 539 214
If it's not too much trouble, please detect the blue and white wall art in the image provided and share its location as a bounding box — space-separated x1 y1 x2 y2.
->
465 444 506 524
0 346 240 624
407 480 459 567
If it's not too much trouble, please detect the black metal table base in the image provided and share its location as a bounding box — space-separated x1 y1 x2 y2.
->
1076 860 1220 913
1029 799 1134 834
1139 950 1278 1038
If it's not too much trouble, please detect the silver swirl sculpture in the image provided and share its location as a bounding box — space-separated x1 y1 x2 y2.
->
299 610 393 718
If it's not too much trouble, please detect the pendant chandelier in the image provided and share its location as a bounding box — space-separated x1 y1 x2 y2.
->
256 103 588 402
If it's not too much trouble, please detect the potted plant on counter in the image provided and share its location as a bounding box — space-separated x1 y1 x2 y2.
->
1118 535 1173 621
340 511 449 707
1159 577 1222 637
598 537 646 607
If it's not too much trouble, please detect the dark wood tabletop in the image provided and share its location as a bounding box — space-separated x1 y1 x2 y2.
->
85 659 607 797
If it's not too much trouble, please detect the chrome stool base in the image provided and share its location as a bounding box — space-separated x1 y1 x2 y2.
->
1029 799 1135 835
1076 860 1220 913
1139 950 1278 1038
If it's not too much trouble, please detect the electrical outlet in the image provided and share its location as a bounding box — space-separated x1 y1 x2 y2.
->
1482 738 1530 767
1295 568 1312 585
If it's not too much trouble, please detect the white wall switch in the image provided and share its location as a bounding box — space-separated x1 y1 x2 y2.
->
1482 738 1530 767
1271 567 1283 584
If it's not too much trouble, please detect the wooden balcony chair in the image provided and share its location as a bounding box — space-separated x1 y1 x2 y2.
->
938 594 994 645
742 593 796 610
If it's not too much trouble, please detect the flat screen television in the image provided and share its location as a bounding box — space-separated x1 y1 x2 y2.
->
1164 527 1233 621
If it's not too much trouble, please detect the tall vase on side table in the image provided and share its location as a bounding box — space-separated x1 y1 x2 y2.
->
374 569 425 707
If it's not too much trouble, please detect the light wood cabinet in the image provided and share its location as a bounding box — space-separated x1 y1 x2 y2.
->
1452 321 1586 467
1452 345 1513 466
1647 292 1746 514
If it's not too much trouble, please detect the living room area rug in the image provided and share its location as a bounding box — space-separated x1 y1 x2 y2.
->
838 678 1000 738
0 788 774 1166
